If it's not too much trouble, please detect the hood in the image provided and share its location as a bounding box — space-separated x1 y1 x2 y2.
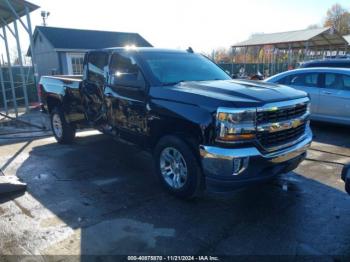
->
149 80 308 111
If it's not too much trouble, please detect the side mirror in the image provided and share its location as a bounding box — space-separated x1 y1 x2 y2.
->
341 164 350 195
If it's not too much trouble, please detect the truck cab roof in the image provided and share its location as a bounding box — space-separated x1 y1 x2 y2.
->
92 47 190 54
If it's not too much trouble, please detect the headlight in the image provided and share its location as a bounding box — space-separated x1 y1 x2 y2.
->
216 108 256 143
306 102 311 114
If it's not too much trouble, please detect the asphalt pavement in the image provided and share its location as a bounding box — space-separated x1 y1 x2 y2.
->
0 121 349 260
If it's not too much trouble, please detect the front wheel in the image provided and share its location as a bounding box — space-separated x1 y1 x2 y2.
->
154 135 203 199
51 107 76 144
344 167 350 195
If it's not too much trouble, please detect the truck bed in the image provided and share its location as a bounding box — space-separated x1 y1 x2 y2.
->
40 75 86 125
40 75 83 94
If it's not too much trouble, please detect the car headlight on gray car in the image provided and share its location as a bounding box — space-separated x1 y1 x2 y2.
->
215 108 256 143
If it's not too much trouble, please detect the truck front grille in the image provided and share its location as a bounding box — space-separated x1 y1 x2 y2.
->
256 98 309 151
257 123 306 150
257 103 307 125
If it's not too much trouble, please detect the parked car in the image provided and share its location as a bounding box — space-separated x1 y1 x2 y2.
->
299 59 350 69
39 48 312 198
265 68 350 125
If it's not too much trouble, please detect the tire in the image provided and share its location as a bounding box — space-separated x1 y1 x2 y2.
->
342 164 350 195
346 179 350 195
154 135 203 199
345 173 350 195
50 107 76 144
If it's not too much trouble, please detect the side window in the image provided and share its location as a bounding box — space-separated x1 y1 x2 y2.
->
276 76 289 84
325 73 350 91
109 53 145 88
87 52 108 83
289 73 319 87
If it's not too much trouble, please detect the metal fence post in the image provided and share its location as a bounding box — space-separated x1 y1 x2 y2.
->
0 65 7 114
25 5 40 104
2 26 18 117
13 20 29 111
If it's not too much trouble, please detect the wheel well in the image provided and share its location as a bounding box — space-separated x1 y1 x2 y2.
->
151 124 202 162
46 96 62 113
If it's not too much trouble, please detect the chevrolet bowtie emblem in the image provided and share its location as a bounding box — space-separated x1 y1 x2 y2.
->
291 119 302 128
269 119 303 132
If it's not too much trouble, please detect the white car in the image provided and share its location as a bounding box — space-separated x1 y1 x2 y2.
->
265 67 350 125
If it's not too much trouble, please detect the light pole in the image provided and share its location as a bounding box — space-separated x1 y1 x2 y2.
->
41 11 50 26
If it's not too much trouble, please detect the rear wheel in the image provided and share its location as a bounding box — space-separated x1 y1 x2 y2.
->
154 135 203 199
342 165 350 195
51 107 76 144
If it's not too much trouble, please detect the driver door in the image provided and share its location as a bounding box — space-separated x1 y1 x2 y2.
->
105 52 148 145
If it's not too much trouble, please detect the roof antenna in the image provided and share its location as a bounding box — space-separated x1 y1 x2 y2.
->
187 47 194 53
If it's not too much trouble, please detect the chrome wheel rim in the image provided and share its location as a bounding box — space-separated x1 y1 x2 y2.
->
52 114 63 138
160 147 188 189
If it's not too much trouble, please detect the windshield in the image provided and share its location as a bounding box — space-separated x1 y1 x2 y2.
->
139 52 231 85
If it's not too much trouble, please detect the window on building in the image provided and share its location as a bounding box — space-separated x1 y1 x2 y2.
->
67 53 85 75
71 56 84 75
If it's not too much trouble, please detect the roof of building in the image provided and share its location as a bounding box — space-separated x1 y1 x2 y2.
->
0 0 39 27
233 27 348 49
28 26 152 55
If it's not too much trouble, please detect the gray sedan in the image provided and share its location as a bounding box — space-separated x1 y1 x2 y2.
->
265 68 350 125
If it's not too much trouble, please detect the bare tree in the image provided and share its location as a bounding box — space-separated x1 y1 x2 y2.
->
213 48 231 63
324 3 350 35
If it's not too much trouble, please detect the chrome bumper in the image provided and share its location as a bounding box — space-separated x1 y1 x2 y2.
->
200 126 312 178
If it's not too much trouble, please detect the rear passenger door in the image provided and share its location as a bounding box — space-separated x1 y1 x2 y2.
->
318 73 350 123
283 72 321 114
81 51 109 123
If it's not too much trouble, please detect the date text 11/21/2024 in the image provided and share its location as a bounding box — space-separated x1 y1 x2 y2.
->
127 255 220 261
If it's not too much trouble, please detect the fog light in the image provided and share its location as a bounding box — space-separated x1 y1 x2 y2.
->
232 157 249 176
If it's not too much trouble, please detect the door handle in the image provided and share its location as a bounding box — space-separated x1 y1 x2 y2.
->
322 91 332 95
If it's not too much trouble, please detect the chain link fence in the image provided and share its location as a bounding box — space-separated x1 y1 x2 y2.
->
0 65 37 115
218 63 291 78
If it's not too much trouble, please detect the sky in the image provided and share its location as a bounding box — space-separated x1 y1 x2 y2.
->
7 0 350 59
